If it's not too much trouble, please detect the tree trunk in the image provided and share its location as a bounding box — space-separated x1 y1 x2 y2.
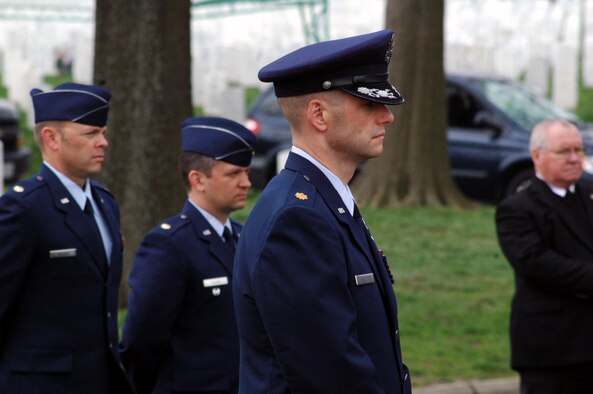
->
352 0 474 209
94 0 191 306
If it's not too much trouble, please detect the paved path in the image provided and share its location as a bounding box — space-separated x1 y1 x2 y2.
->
413 377 519 394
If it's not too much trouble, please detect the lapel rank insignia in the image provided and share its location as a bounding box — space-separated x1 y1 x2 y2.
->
295 192 308 200
203 229 212 236
161 223 172 230
60 198 70 204
13 185 24 193
338 207 346 214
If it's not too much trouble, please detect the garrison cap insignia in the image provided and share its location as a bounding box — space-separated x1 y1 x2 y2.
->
203 229 212 236
13 185 24 193
160 223 172 230
60 198 70 204
295 192 308 200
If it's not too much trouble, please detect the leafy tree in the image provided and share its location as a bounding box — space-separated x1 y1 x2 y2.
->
352 0 473 208
94 0 192 304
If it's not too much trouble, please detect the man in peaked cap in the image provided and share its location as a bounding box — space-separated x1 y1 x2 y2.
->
121 116 256 394
0 82 133 393
233 29 412 393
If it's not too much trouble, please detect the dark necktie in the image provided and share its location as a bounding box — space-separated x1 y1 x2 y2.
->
223 226 236 253
84 198 108 272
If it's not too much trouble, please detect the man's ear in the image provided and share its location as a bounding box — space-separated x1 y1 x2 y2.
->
306 98 328 132
40 125 61 151
188 169 207 192
531 149 540 164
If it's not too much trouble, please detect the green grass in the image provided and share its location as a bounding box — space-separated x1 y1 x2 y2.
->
364 205 513 386
576 84 593 122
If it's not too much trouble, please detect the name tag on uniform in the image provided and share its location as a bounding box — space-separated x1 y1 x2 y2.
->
49 248 77 259
203 276 229 287
355 273 375 286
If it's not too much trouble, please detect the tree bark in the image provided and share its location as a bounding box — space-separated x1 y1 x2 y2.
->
352 0 474 209
94 0 192 306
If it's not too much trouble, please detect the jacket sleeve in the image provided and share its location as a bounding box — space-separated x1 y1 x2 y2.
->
251 205 384 393
0 194 36 334
495 198 593 299
120 231 188 394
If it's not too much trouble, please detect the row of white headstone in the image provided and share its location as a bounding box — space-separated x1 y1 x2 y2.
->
0 0 592 128
446 0 593 111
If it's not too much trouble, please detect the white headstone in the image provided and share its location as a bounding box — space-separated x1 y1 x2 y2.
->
552 43 578 110
72 30 94 83
220 85 244 123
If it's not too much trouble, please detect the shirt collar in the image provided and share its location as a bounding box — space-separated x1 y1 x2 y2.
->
43 161 91 209
188 198 231 238
291 146 355 215
536 172 575 197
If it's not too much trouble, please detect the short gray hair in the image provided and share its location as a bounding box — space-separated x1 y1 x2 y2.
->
529 119 578 151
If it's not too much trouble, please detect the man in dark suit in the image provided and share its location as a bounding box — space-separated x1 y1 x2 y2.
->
233 29 412 393
0 83 132 393
496 119 593 394
120 117 256 394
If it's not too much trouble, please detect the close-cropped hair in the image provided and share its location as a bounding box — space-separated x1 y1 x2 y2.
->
179 151 216 191
33 121 64 149
278 90 345 130
530 119 578 151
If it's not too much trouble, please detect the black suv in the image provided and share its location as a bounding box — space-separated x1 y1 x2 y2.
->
244 74 593 203
0 98 31 185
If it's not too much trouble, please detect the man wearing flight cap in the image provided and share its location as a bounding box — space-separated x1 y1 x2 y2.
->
233 29 412 393
0 83 133 393
120 117 256 393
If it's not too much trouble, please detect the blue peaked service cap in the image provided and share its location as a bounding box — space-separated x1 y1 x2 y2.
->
258 29 404 105
30 82 111 127
181 117 256 167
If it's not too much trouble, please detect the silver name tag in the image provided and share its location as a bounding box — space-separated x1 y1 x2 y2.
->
355 273 375 286
49 248 77 259
203 276 229 287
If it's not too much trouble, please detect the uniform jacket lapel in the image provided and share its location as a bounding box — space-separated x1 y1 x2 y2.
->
284 153 402 366
284 153 388 293
530 177 593 254
183 201 234 275
41 166 107 277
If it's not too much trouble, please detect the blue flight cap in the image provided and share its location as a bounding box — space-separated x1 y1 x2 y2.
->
30 82 111 127
258 29 404 105
181 117 256 167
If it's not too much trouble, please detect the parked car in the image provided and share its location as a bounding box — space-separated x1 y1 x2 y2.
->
244 74 593 203
0 98 31 184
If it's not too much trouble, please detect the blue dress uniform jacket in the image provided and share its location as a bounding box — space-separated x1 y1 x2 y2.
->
0 165 132 394
233 153 411 394
496 177 593 370
121 200 240 394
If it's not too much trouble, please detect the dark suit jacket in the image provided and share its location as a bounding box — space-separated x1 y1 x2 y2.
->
121 200 241 394
233 153 411 394
496 176 593 370
0 165 132 393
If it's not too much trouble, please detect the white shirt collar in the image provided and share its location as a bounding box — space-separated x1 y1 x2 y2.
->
188 198 231 239
536 172 575 197
291 146 355 215
43 161 92 209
